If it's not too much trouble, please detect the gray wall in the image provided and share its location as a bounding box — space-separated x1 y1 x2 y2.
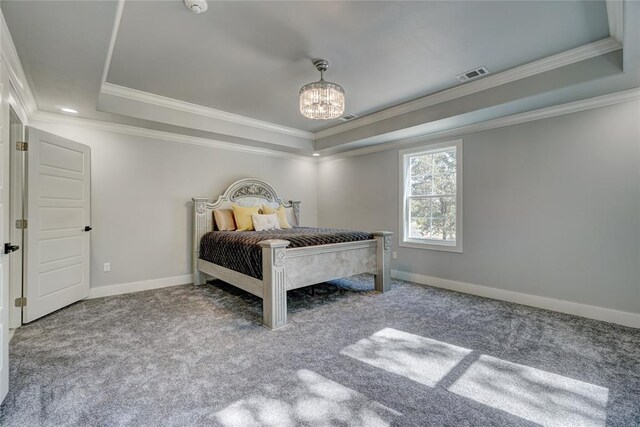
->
318 101 640 314
30 121 318 289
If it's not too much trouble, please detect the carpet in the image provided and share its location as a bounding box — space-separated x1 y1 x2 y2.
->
0 275 638 426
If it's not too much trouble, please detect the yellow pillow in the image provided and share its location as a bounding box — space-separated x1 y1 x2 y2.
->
232 205 261 231
262 205 292 229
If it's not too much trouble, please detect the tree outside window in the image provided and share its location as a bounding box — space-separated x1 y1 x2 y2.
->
400 140 462 252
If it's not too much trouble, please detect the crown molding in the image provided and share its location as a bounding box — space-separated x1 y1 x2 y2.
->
3 4 629 160
98 1 313 144
99 36 622 146
606 0 624 44
101 82 314 140
0 9 38 117
320 87 640 161
315 37 622 140
100 0 125 88
30 111 315 162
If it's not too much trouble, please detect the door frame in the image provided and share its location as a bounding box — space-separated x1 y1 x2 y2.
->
8 106 24 328
8 82 28 329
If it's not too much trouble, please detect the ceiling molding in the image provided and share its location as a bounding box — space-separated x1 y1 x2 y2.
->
30 111 315 162
98 36 622 148
101 82 314 140
606 0 624 44
100 0 125 87
3 4 631 161
315 37 622 140
320 87 640 161
0 9 38 117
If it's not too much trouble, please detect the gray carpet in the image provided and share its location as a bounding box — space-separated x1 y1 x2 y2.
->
0 275 638 426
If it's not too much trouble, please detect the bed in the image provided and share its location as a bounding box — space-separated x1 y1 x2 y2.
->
192 178 392 330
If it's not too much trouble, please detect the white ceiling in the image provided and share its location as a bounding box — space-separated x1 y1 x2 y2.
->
2 0 638 156
107 0 609 131
1 0 117 118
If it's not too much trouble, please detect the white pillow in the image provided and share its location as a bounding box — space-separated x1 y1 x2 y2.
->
251 214 281 231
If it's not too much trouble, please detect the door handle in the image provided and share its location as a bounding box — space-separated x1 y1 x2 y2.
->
84 226 92 232
4 243 19 254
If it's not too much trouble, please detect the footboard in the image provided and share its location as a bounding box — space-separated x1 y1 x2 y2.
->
259 231 392 330
286 240 377 289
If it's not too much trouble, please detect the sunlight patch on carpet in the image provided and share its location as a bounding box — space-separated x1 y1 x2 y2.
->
215 369 399 427
448 355 609 427
340 327 472 387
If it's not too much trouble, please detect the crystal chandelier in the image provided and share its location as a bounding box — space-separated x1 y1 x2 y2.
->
299 59 345 120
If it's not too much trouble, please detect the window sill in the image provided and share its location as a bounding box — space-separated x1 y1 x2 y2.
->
399 239 463 253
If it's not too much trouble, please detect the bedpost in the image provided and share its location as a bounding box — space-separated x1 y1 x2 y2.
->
192 197 209 285
259 239 291 330
289 200 301 226
372 231 393 292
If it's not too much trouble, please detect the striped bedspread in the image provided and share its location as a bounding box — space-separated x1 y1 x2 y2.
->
199 227 373 280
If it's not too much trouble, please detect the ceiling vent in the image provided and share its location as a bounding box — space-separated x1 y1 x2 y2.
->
339 113 358 121
456 66 489 83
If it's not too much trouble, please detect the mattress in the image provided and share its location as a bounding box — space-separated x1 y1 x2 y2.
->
199 227 373 280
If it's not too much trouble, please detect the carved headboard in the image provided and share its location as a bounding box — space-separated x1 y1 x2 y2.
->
192 178 301 263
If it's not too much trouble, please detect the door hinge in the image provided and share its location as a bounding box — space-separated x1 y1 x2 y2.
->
15 297 27 308
16 141 28 151
16 219 27 229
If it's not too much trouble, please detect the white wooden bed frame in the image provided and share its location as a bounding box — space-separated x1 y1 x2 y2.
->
192 178 392 330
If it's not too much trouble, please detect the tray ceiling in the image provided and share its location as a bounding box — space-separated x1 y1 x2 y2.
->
106 1 609 132
3 0 638 156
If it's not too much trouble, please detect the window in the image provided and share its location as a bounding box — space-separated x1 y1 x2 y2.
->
400 140 462 252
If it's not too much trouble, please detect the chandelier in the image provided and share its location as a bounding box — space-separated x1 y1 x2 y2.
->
299 59 345 120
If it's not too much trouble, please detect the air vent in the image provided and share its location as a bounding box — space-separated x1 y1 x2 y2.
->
456 66 489 83
339 113 358 121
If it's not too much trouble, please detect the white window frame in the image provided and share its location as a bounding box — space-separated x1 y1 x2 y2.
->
399 139 463 253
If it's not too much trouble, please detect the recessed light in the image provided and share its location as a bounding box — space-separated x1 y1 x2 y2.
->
312 153 320 157
60 107 78 114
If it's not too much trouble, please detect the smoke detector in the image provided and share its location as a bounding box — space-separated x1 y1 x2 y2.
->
184 0 208 14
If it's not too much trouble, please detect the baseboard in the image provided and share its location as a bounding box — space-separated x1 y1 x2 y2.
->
391 270 640 329
88 274 193 299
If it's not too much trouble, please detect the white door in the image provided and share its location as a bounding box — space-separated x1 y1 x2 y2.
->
0 63 12 403
23 128 91 323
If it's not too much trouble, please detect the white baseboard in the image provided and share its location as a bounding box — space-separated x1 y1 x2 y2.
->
391 269 640 329
89 274 193 299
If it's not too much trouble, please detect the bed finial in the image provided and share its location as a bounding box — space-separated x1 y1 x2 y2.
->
289 200 301 226
192 197 210 285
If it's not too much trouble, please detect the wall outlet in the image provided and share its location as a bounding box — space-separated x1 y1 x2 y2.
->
103 262 111 272
392 251 398 259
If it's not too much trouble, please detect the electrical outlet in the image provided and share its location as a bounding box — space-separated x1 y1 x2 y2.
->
392 251 398 259
103 263 111 272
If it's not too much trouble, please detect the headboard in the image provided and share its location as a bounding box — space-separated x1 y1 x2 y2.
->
192 178 301 268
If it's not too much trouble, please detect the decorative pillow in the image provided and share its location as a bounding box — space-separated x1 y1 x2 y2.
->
213 209 236 231
262 205 292 229
252 214 281 232
232 205 261 231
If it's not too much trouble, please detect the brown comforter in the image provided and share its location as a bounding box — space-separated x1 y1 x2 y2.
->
199 227 373 280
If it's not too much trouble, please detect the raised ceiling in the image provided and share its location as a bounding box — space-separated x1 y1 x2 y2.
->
1 0 638 156
109 1 609 132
